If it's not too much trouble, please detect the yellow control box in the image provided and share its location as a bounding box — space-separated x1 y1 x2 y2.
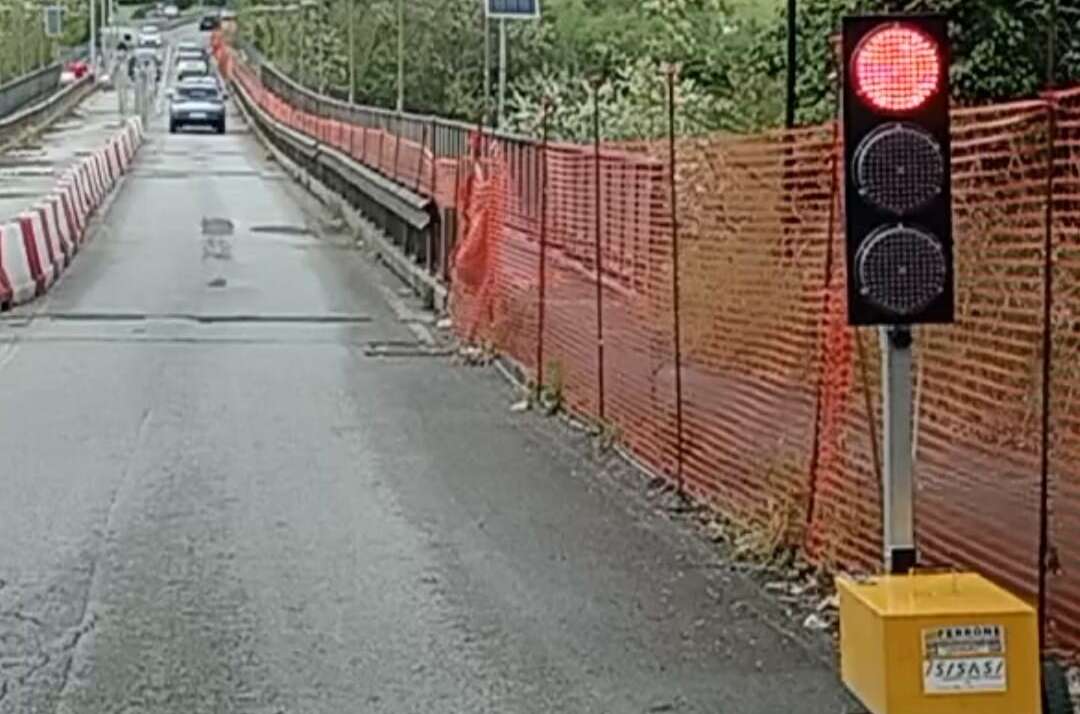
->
837 572 1040 714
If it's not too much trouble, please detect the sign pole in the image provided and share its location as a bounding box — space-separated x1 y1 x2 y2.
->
90 0 97 74
348 0 355 103
485 1 539 127
497 17 506 128
482 14 490 121
785 0 796 128
881 325 916 574
396 0 404 112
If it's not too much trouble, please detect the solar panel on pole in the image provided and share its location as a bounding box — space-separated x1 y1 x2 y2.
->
485 0 539 19
44 6 63 37
484 0 540 128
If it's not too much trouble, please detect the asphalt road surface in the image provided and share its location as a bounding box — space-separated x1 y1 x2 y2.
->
0 29 856 714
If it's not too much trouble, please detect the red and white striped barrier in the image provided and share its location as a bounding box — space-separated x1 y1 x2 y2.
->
103 145 119 183
0 116 144 310
63 183 82 237
112 136 129 173
33 203 65 272
19 210 56 293
58 179 84 239
82 159 102 206
45 195 76 262
68 167 92 221
93 152 110 194
0 220 35 305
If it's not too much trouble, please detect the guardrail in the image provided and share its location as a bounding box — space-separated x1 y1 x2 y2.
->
0 74 95 153
258 62 477 160
0 63 63 120
222 38 663 300
219 34 1080 658
235 38 530 161
228 60 446 305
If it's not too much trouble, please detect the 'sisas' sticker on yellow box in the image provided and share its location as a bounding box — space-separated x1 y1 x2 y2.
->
922 624 1007 693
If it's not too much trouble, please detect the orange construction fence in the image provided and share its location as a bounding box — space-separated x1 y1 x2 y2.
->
215 35 1080 655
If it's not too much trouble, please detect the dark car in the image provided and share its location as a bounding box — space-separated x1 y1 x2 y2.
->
199 14 220 30
169 84 226 134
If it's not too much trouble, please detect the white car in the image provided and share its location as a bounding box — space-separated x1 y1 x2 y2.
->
138 25 163 48
163 4 179 18
175 40 207 62
175 59 210 82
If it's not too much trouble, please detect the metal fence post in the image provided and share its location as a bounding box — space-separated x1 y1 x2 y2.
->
665 67 685 497
1037 95 1059 654
591 77 606 421
417 121 428 192
431 118 438 197
447 125 468 284
804 83 843 542
535 99 550 398
393 114 401 181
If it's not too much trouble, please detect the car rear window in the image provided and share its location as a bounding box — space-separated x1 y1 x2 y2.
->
178 87 219 101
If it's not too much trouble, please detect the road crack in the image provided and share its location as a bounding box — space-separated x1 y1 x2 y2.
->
52 408 153 708
9 612 44 629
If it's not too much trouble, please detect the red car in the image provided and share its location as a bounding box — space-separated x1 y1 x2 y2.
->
61 60 91 84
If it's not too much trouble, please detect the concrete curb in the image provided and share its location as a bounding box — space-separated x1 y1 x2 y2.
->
0 116 144 311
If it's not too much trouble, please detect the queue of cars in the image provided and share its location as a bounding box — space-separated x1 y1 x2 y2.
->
167 41 227 134
94 23 229 136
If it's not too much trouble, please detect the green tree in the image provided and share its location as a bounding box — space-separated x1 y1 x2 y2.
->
747 0 1080 126
232 0 1080 139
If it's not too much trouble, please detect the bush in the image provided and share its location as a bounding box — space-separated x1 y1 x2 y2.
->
235 0 1080 140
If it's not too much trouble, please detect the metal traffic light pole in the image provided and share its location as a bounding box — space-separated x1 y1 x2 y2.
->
836 16 1073 714
880 324 916 574
838 18 957 576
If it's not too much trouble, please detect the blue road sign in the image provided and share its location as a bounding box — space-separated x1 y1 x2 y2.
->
486 0 540 19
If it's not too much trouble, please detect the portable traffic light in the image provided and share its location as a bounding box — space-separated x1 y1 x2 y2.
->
842 15 953 326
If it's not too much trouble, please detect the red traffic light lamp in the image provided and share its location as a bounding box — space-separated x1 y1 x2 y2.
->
852 25 943 113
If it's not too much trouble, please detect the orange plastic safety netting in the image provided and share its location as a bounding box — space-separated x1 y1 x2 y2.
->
220 38 1080 654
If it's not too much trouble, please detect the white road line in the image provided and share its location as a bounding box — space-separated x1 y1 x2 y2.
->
0 338 19 373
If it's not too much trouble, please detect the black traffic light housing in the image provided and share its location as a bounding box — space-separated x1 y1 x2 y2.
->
842 15 954 326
